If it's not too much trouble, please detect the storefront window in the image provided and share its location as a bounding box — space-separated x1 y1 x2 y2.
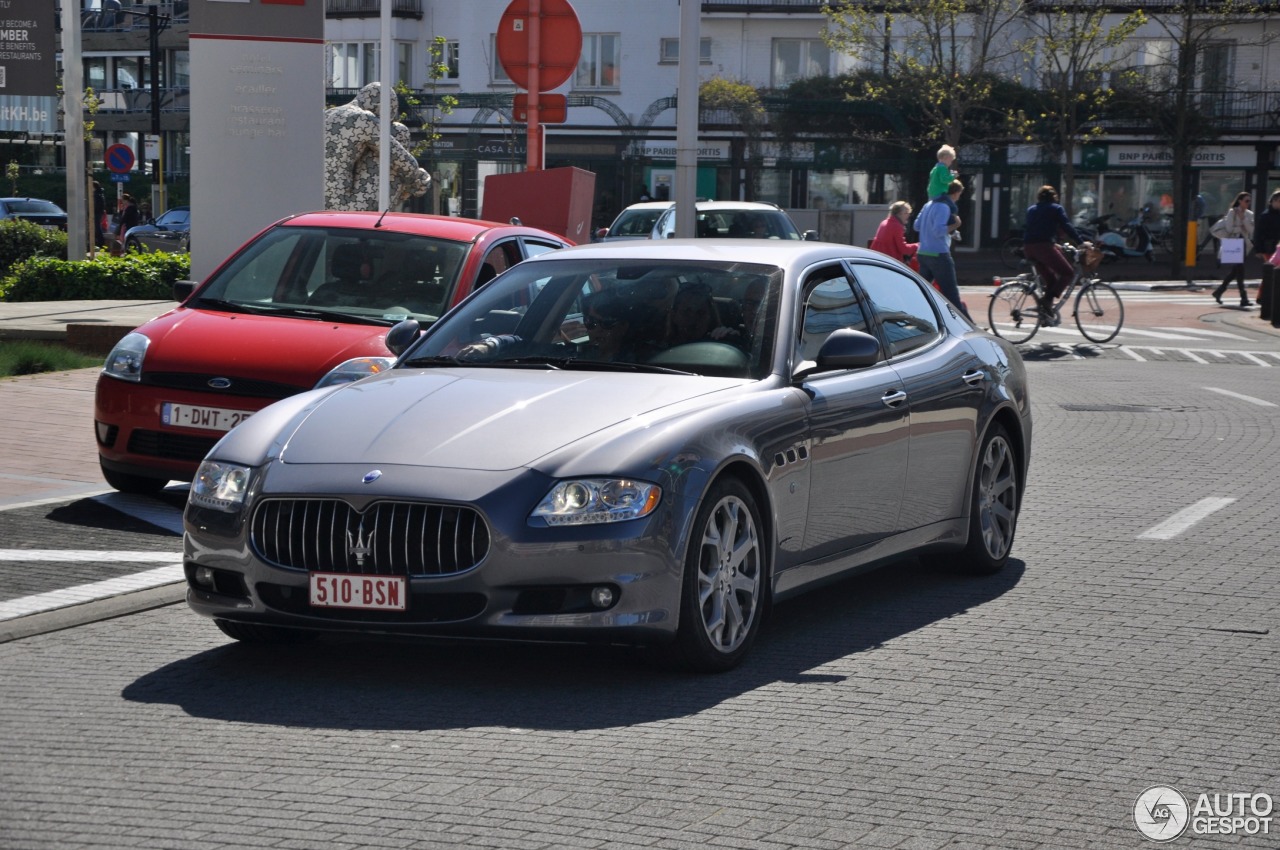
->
1198 172 1248 220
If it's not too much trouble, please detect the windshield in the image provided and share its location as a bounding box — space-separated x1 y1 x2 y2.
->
403 258 782 380
193 224 470 325
611 208 664 237
5 200 64 215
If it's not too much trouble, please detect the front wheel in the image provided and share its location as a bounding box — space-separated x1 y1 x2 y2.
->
670 478 767 673
1074 281 1124 343
954 424 1020 575
987 281 1042 345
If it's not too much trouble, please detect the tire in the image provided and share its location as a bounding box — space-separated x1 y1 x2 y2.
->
952 424 1020 575
999 236 1025 270
670 478 767 673
100 462 168 495
215 619 314 644
125 237 143 253
1074 282 1124 343
987 280 1042 345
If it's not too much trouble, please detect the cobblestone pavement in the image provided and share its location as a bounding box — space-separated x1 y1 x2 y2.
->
0 355 1276 849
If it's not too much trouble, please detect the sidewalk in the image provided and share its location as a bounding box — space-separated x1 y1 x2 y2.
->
0 299 177 356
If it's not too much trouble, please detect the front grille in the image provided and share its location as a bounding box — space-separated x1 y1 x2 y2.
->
128 429 220 461
251 499 490 577
143 372 305 400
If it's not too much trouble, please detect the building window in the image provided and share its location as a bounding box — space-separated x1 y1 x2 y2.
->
442 40 460 81
576 33 620 89
490 35 512 84
328 42 413 89
659 37 711 65
772 38 829 87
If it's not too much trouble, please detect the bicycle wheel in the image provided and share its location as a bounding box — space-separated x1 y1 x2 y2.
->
1074 281 1124 343
987 280 1042 344
1000 236 1025 270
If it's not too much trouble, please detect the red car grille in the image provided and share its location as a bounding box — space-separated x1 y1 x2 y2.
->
250 499 490 577
128 429 220 462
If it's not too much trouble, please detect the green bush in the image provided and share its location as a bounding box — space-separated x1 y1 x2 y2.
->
0 251 190 302
0 219 68 278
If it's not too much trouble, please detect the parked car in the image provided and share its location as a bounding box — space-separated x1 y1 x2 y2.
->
95 210 571 494
651 200 819 241
593 200 672 241
0 197 68 231
123 205 191 253
183 239 1032 672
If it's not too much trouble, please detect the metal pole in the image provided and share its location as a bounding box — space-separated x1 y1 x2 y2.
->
61 0 87 260
673 0 700 238
526 0 542 172
378 0 392 210
149 5 165 214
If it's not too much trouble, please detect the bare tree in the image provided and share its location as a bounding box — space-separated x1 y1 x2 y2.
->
1119 0 1278 276
1016 5 1145 216
822 0 1031 149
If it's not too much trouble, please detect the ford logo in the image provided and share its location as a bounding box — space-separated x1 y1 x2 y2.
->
207 377 232 390
362 470 382 484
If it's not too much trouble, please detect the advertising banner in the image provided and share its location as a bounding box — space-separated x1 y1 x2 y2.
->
0 0 56 131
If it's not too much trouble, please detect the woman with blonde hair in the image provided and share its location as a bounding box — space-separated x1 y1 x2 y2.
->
869 201 919 271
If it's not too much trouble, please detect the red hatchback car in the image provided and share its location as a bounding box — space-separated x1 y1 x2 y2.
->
95 210 570 493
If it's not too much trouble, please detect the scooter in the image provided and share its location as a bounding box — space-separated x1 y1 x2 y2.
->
1094 211 1154 263
1080 214 1124 264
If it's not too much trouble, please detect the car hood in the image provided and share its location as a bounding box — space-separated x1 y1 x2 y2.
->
277 368 737 471
138 307 393 387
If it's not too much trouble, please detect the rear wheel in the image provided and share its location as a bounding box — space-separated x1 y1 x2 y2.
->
987 280 1042 344
1074 282 1124 343
670 478 766 673
100 462 168 495
953 424 1020 575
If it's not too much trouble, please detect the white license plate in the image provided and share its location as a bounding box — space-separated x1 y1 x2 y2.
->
161 402 253 432
309 573 407 611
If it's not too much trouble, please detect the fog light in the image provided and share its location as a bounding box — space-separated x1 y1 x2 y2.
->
194 566 216 588
590 586 615 609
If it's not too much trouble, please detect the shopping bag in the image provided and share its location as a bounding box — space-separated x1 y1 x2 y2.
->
1220 237 1245 264
1269 245 1280 267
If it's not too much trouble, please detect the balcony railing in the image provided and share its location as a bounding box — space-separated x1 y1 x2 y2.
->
325 0 423 18
92 87 191 115
81 1 189 33
700 0 825 9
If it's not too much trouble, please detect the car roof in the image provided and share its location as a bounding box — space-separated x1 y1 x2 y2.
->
689 201 785 211
521 238 883 271
271 210 570 243
616 201 675 212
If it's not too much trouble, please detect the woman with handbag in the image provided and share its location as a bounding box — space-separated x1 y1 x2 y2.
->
1211 192 1254 308
1253 189 1280 325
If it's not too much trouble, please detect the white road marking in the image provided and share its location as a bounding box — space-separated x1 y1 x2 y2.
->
0 550 178 562
1138 497 1237 540
1118 347 1147 361
1179 348 1209 364
0 564 184 621
1202 387 1278 407
1152 326 1251 339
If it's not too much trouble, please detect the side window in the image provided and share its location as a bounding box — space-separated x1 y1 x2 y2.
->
521 239 563 259
798 264 869 362
850 263 941 358
477 240 522 288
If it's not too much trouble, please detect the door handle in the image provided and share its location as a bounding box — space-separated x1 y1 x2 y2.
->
881 389 907 408
962 369 986 386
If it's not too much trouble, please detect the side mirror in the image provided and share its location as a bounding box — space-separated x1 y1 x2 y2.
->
803 230 821 242
795 328 881 380
385 318 422 356
172 280 197 302
594 227 609 241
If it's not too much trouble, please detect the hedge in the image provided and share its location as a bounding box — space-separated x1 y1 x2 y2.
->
0 251 190 302
0 219 68 279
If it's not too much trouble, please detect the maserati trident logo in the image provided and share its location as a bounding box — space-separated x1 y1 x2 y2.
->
346 521 376 567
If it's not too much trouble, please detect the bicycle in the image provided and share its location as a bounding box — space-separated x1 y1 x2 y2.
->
986 242 1125 344
999 234 1026 270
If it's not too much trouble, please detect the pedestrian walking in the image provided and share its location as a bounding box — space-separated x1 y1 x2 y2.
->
112 193 141 255
1253 189 1280 325
91 180 107 249
1022 185 1083 319
1210 192 1253 308
868 201 918 272
913 180 970 318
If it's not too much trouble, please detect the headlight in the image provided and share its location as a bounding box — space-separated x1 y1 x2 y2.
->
531 479 661 526
313 356 396 389
101 332 150 382
190 460 253 512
